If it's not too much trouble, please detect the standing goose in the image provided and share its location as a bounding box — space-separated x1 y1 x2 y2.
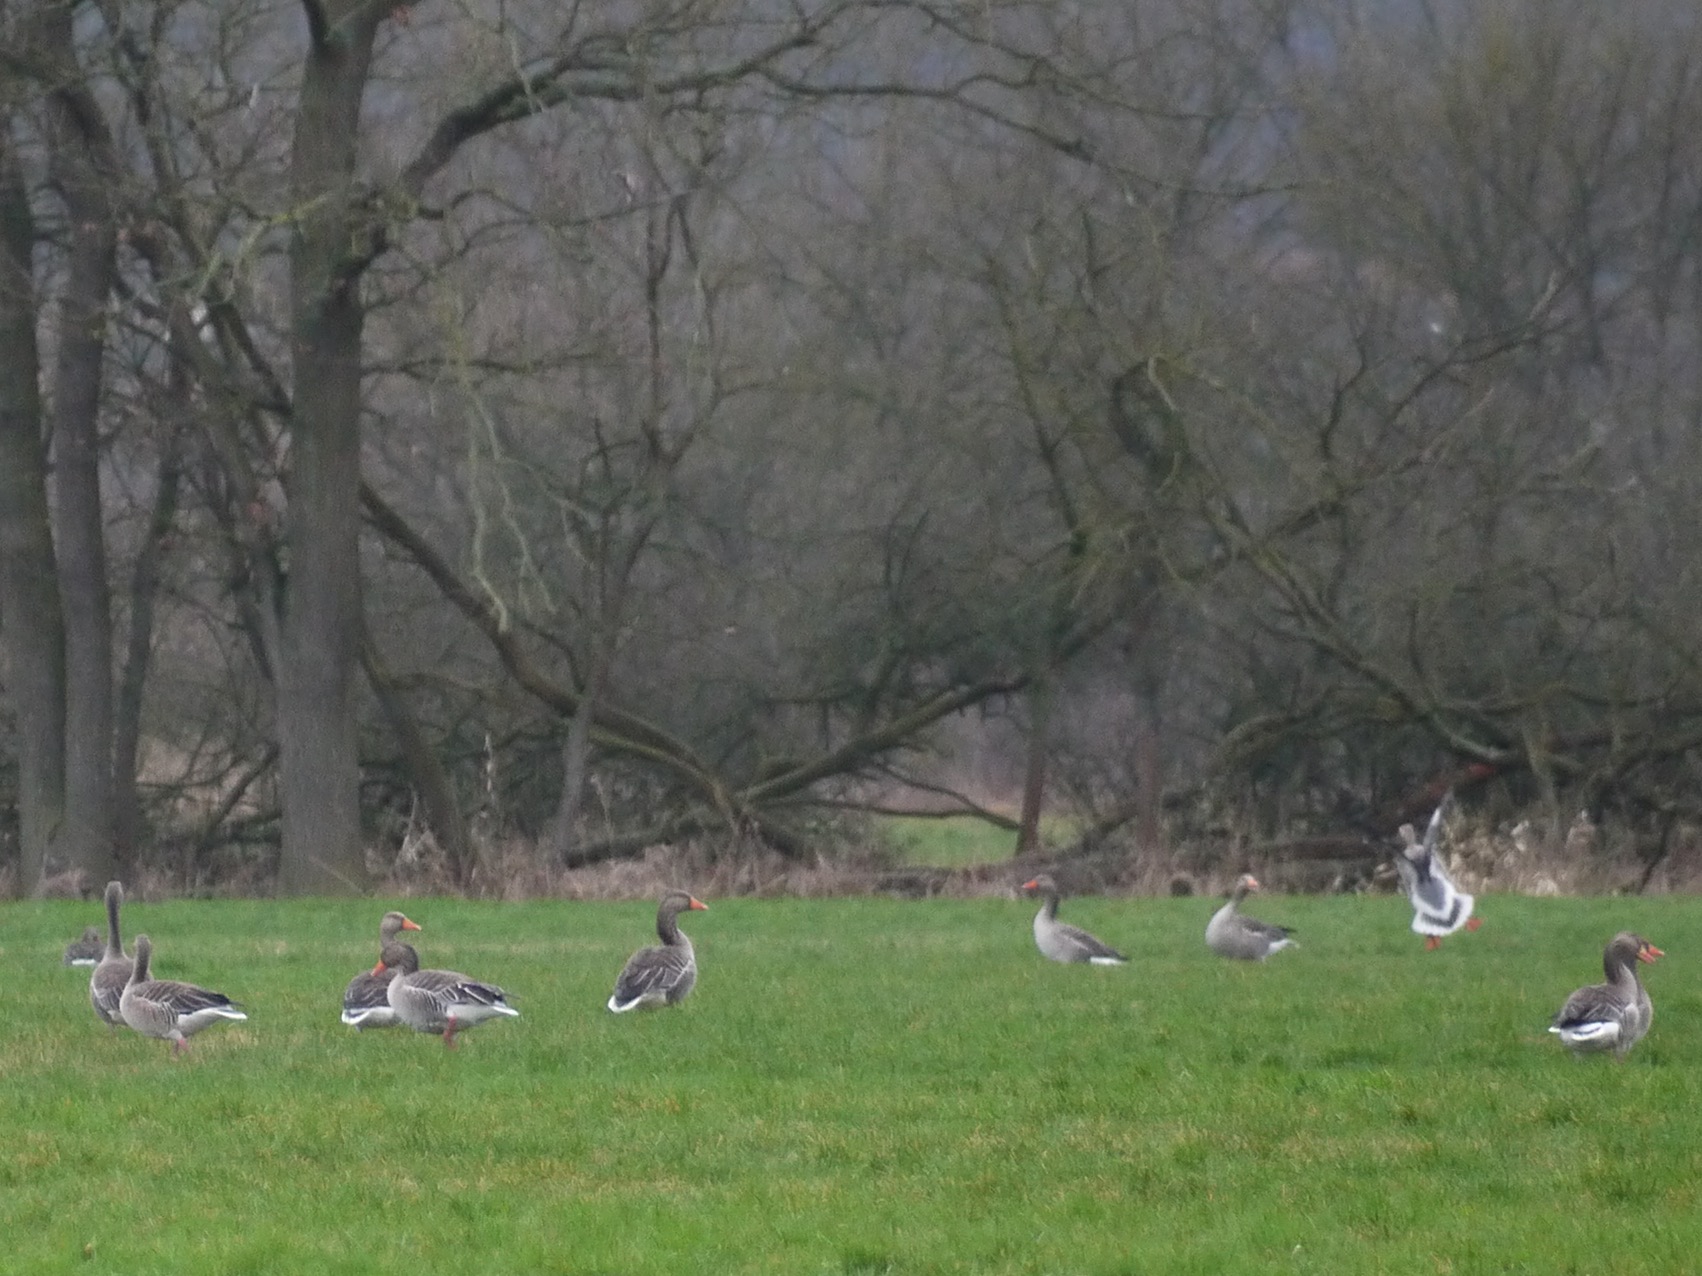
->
1206 874 1296 961
64 926 103 967
1395 801 1481 949
385 958 517 1048
1550 932 1664 1059
119 935 247 1053
1021 876 1128 965
607 890 708 1012
341 911 424 1029
89 880 134 1027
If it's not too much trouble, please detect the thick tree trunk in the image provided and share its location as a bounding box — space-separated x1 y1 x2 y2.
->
43 31 122 889
275 2 384 894
0 144 67 895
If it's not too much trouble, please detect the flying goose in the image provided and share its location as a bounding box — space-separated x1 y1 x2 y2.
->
64 926 103 967
385 957 517 1048
89 881 134 1027
1021 875 1128 965
341 911 424 1029
1395 801 1481 949
1206 874 1296 961
608 890 708 1012
1550 932 1663 1059
119 934 247 1053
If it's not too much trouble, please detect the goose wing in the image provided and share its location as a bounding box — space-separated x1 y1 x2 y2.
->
1234 915 1295 944
1052 921 1128 964
341 969 397 1025
141 978 244 1019
407 969 512 1014
90 957 134 1025
1550 981 1635 1049
610 944 695 1008
1399 803 1475 936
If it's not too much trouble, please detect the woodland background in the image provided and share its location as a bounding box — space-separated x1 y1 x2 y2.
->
4 0 1702 898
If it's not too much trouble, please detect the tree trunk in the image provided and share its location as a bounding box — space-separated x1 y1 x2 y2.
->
275 2 385 894
0 142 67 896
42 18 122 889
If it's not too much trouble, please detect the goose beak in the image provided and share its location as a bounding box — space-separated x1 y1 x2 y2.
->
1021 878 1040 892
400 917 422 931
1639 944 1664 962
1245 876 1261 891
371 960 388 975
688 898 708 911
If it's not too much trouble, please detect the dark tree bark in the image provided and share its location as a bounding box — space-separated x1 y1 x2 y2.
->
274 0 387 894
0 142 67 895
39 0 123 888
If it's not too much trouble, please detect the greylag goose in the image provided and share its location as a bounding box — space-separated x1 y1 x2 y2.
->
1550 932 1663 1059
89 880 134 1027
385 958 517 1048
341 911 424 1029
1021 876 1128 965
607 890 708 1012
1206 874 1296 961
119 934 247 1053
64 926 103 967
1395 801 1481 949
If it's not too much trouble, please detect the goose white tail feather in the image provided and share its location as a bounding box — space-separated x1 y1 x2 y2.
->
1551 1021 1621 1046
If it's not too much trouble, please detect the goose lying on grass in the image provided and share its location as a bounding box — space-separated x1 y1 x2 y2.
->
1550 932 1663 1060
89 881 134 1027
63 926 103 967
120 934 247 1054
608 890 708 1012
1395 801 1481 949
1206 874 1295 961
341 911 423 1029
1021 875 1128 965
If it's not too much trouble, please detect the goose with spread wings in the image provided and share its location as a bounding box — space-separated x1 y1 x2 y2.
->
1395 801 1481 949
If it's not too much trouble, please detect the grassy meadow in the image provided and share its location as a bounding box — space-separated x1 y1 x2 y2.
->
4 891 1701 1274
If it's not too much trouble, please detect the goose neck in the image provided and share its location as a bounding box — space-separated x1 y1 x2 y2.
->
105 884 124 956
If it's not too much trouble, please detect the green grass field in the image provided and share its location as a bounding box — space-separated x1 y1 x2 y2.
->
4 892 1700 1274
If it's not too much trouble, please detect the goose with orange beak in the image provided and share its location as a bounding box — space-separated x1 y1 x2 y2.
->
342 911 423 1029
1021 875 1128 965
1550 932 1663 1059
608 890 709 1011
1206 874 1296 961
